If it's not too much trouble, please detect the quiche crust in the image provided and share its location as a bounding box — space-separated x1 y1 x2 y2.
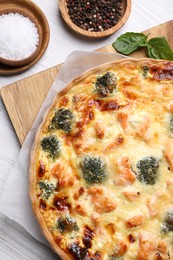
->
30 58 173 260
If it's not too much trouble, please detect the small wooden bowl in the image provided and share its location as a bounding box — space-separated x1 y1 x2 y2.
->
0 0 50 75
59 0 131 38
0 10 41 67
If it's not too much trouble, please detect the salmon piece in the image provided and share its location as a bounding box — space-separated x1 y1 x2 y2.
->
117 240 128 256
137 232 168 260
51 161 64 176
117 112 128 131
157 241 167 254
109 239 129 258
101 197 117 213
136 116 150 137
137 246 149 260
167 101 173 112
75 203 87 216
88 187 117 214
95 226 107 237
73 187 85 200
59 96 69 106
88 186 103 195
122 89 138 100
120 156 131 168
126 215 145 228
51 161 74 187
95 122 105 139
146 196 158 217
123 191 140 202
120 169 136 184
91 212 101 226
137 232 155 260
73 95 88 111
92 194 117 213
165 179 173 188
105 223 116 234
106 238 129 259
105 139 117 151
164 141 173 171
115 157 136 186
105 134 124 151
165 179 173 197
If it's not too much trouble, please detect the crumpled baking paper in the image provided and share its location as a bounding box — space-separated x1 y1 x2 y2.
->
0 51 126 247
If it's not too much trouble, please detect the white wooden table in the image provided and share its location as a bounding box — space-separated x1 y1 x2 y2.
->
0 0 172 259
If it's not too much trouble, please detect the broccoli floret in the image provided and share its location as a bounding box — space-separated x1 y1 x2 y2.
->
162 211 173 233
56 214 79 233
81 156 106 184
41 135 60 159
136 156 159 185
49 108 74 133
95 72 117 97
142 66 149 78
39 180 56 200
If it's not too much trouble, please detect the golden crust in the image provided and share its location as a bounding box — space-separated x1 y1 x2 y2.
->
29 58 173 259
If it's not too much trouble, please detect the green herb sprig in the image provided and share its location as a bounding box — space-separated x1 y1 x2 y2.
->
112 32 173 61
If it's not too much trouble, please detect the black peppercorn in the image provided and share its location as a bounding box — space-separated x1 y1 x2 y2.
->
66 0 123 32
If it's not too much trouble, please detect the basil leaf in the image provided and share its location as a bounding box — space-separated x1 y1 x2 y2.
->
112 32 148 55
147 37 173 60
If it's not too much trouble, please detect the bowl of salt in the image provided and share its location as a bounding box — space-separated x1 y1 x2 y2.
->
0 11 41 67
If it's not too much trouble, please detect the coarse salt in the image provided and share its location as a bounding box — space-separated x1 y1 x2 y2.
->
0 12 39 61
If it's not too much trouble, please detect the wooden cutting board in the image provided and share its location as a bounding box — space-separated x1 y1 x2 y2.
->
1 20 173 145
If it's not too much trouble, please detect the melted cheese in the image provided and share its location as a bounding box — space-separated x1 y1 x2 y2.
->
32 60 173 260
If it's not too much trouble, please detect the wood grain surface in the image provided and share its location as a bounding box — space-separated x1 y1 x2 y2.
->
59 0 131 38
1 20 173 144
0 0 50 75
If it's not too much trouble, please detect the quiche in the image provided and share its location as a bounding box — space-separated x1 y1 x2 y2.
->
30 58 173 260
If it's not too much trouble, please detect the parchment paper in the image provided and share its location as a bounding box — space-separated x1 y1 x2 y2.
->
0 51 126 246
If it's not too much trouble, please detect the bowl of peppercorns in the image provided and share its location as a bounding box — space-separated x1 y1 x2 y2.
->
59 0 131 38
